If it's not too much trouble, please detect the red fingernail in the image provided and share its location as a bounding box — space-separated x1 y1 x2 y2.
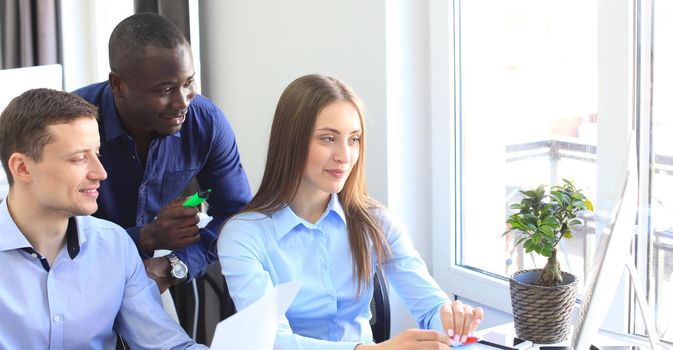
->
464 336 478 345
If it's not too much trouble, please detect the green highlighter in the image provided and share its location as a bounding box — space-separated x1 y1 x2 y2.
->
182 188 212 207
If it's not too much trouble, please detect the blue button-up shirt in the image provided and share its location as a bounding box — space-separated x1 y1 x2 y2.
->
0 199 207 350
74 82 252 280
218 194 450 350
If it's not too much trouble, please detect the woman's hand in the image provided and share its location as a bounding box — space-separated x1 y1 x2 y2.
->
440 300 484 345
355 329 450 349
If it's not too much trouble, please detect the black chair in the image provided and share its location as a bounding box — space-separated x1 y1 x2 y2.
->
369 267 391 343
206 267 391 344
179 263 236 343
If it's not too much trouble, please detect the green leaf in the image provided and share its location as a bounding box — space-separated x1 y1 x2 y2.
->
541 246 553 257
523 213 537 223
541 216 560 229
549 191 566 204
539 225 555 237
515 236 528 247
568 219 582 226
572 200 587 210
521 190 538 197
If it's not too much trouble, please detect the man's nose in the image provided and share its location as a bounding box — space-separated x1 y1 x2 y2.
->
172 86 194 110
89 155 107 181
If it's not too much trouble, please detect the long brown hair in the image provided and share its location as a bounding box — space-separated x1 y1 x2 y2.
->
244 74 390 295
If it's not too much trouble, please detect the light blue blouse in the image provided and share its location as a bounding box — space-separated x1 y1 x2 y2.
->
218 193 450 350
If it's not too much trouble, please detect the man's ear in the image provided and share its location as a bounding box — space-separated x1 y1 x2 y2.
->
7 153 33 184
109 72 126 98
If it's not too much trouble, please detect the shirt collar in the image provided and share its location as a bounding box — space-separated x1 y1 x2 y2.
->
99 83 127 142
0 198 31 252
271 193 347 240
0 198 83 259
99 82 182 143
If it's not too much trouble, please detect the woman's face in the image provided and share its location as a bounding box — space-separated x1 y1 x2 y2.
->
298 100 362 200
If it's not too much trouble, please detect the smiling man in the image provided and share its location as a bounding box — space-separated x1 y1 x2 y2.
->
74 13 252 293
0 89 206 349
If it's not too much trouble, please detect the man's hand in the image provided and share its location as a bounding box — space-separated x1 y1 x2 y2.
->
440 300 484 345
355 329 450 349
139 196 201 252
144 257 176 293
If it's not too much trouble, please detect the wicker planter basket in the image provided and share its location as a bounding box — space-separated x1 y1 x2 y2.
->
509 269 578 344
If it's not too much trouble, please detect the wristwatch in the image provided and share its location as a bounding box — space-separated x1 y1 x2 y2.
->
166 253 188 282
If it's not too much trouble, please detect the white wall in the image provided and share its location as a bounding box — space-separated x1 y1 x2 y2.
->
199 0 388 204
60 0 133 90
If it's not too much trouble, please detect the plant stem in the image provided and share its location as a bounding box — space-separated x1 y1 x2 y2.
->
539 248 563 286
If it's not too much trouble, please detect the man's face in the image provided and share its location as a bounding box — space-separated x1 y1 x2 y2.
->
26 117 107 217
113 44 197 136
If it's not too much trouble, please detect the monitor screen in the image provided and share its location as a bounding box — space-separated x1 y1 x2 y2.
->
571 136 640 349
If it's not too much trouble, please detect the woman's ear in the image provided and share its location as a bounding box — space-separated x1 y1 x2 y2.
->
7 153 32 184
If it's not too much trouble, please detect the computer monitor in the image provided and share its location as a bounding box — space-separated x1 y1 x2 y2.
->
571 136 659 349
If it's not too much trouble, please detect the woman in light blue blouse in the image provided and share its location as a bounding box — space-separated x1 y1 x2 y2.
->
218 74 484 350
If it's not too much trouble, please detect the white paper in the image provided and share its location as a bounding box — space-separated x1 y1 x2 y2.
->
210 282 301 350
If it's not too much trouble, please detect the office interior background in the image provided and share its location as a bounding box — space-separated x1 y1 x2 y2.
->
1 0 671 346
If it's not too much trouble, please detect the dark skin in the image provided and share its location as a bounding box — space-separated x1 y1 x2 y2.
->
109 44 199 292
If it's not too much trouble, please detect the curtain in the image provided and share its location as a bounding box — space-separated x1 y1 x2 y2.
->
1 0 59 69
135 0 190 42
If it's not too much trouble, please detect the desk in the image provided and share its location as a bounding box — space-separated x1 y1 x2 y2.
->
469 323 565 349
469 323 661 349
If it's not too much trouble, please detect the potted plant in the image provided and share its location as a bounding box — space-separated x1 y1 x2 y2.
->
503 179 593 343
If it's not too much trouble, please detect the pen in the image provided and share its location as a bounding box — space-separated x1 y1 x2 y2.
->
182 188 212 207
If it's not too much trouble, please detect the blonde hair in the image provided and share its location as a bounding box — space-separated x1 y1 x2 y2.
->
244 74 390 295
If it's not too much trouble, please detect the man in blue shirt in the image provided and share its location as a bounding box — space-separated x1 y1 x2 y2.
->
0 88 206 349
74 13 252 291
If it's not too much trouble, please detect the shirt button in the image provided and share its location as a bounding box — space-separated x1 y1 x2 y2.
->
322 263 328 269
53 315 61 323
31 253 38 258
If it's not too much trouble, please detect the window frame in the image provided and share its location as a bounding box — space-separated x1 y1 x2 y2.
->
429 0 637 330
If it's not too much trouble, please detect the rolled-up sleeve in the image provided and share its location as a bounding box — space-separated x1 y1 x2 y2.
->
116 236 207 350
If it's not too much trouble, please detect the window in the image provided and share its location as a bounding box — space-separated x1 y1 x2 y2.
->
431 0 671 342
642 0 673 341
457 0 599 286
